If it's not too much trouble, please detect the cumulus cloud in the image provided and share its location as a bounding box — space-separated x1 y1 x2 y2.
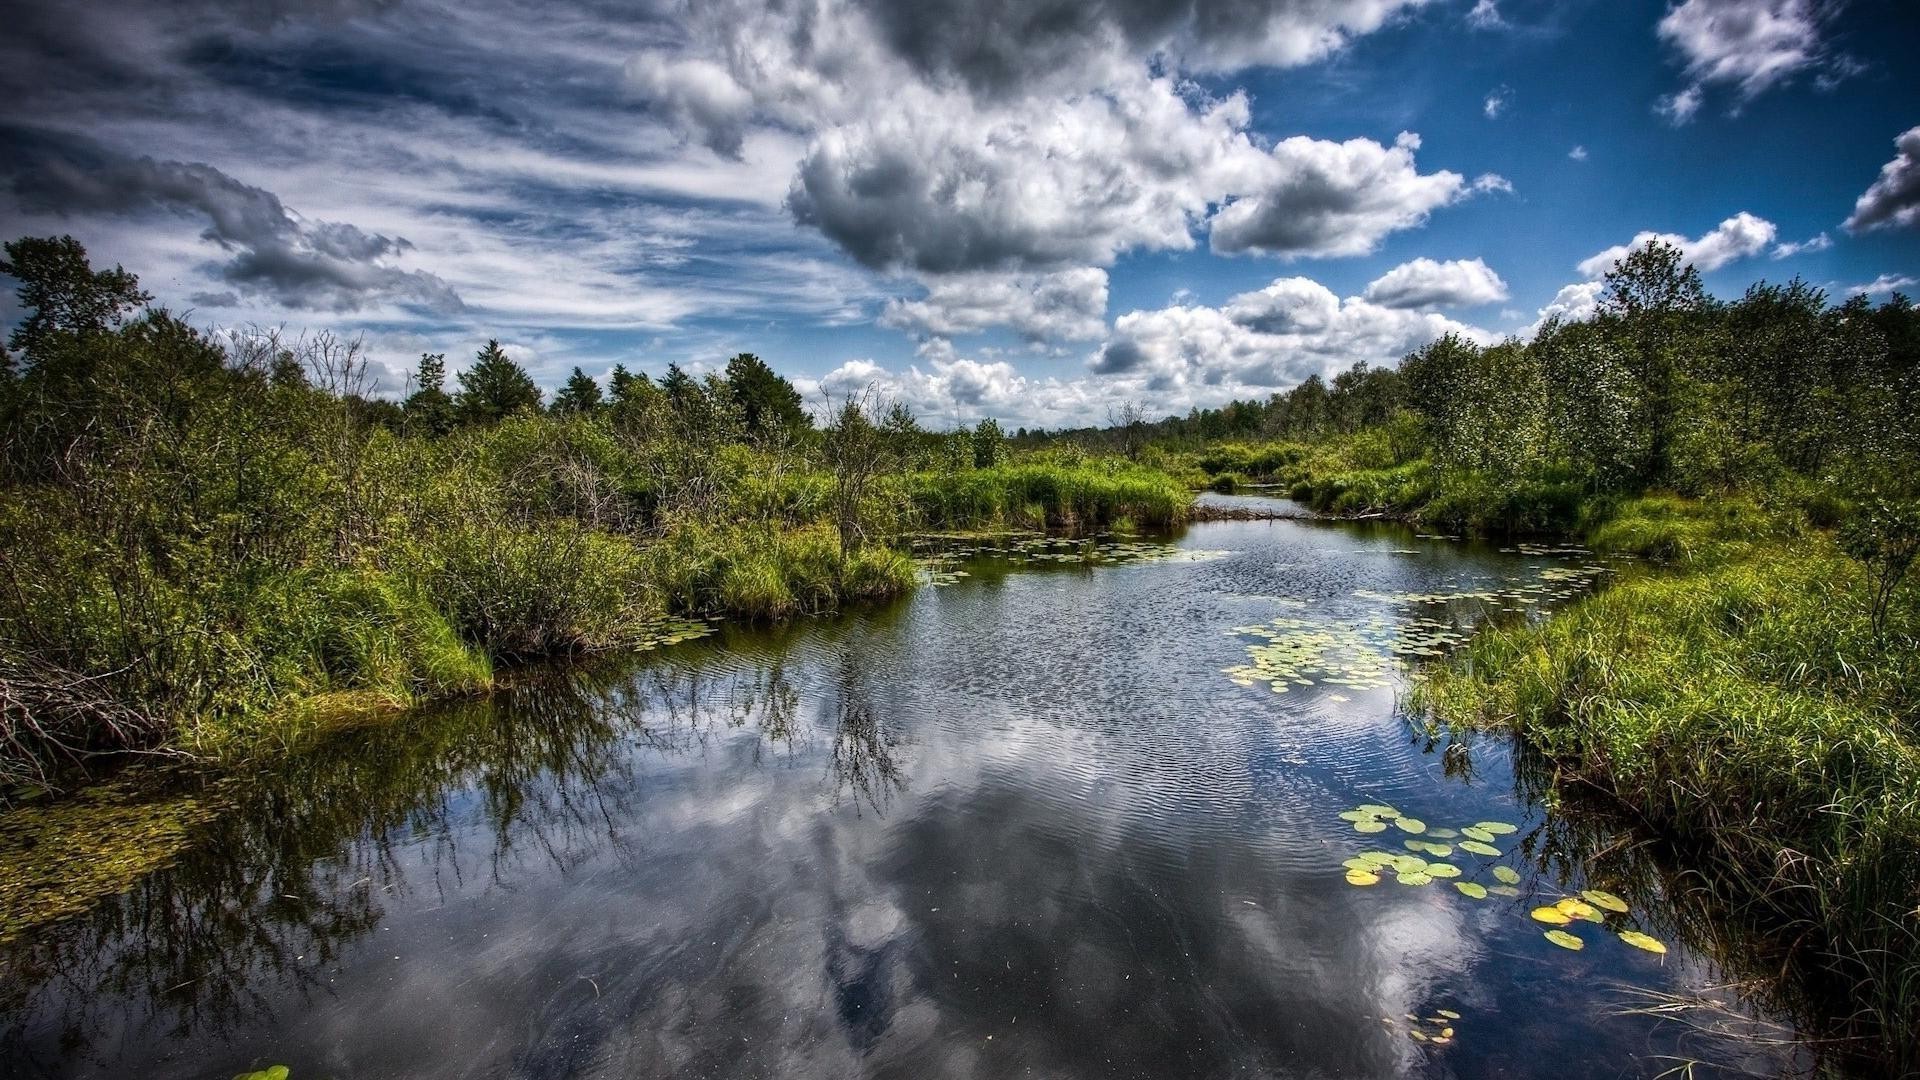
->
1843 126 1920 234
1094 276 1492 389
1656 0 1837 122
1 128 462 313
1575 211 1777 278
1362 257 1509 309
879 268 1109 342
1522 280 1605 336
1483 86 1511 119
1208 133 1503 258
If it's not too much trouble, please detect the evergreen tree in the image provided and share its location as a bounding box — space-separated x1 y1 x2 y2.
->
551 366 604 415
404 352 456 435
455 340 541 425
724 352 808 440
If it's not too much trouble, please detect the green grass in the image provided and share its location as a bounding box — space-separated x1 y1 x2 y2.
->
1416 498 1920 1069
906 461 1191 531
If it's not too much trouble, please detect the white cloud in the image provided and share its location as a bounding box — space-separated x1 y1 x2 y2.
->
1363 257 1509 309
1568 145 1589 161
1466 0 1506 30
1656 0 1834 122
802 271 1497 428
879 269 1109 342
1524 280 1605 336
1575 211 1777 277
1771 232 1831 258
1848 274 1918 297
1208 132 1504 258
1483 86 1511 119
1843 125 1920 234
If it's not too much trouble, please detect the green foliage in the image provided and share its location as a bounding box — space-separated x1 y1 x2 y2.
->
1416 527 1920 1067
0 235 149 357
549 366 604 415
1840 494 1920 636
455 339 541 424
724 352 808 441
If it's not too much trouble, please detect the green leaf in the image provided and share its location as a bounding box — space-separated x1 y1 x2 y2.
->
1458 840 1500 857
1454 882 1488 899
1491 866 1521 885
1618 930 1667 954
1581 889 1629 913
1544 929 1584 951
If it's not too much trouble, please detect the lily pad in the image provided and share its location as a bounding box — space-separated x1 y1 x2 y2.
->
1454 882 1488 899
1530 906 1573 925
1342 857 1376 872
1394 817 1428 834
1354 820 1388 833
1460 827 1494 843
1424 863 1462 879
1488 885 1521 897
1491 866 1521 885
1437 1009 1461 1020
1357 804 1400 817
1338 810 1372 822
1555 898 1601 922
1457 841 1501 857
1474 821 1518 835
1357 852 1397 867
1346 869 1382 886
1396 871 1433 886
1543 929 1584 951
1618 930 1667 954
1425 828 1460 839
1581 889 1629 913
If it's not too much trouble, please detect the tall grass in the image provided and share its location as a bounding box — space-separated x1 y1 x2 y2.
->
906 461 1190 531
1416 499 1920 1069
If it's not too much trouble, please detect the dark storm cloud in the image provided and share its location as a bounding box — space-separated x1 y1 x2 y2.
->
851 0 1424 96
0 127 463 313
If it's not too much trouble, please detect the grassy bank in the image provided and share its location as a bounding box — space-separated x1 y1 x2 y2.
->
1415 497 1920 1069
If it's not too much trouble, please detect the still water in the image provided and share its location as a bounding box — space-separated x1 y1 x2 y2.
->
1 500 1805 1078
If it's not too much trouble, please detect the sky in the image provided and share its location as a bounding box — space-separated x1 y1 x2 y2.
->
0 0 1916 429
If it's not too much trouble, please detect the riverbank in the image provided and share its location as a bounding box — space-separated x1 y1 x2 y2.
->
1413 494 1920 1072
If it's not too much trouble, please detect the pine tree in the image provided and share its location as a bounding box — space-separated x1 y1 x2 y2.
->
404 352 456 435
724 352 808 440
551 366 604 414
455 340 541 425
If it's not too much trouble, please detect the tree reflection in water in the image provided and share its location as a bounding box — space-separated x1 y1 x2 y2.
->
0 646 894 1073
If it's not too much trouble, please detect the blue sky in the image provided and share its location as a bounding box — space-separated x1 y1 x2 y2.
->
1 0 1916 428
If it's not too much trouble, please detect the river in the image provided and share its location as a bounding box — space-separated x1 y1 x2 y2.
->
0 498 1809 1078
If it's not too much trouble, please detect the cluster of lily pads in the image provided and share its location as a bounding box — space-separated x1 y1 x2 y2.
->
633 617 716 651
1224 612 1481 694
1381 1008 1462 1046
914 535 1229 583
1336 801 1670 959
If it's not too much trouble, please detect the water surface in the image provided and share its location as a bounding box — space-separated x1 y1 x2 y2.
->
0 504 1805 1078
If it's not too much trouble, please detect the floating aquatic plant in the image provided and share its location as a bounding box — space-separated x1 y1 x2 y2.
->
1543 930 1585 951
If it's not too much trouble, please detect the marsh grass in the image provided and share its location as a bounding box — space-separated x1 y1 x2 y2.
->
1417 498 1920 1070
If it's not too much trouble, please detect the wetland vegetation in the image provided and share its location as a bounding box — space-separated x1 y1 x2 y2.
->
2 234 1919 1076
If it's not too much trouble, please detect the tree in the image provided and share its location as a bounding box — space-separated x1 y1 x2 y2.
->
823 392 890 558
455 340 540 425
1597 240 1714 484
550 366 604 415
404 352 456 435
1109 400 1148 461
725 352 808 441
971 417 1005 468
0 235 150 360
1841 495 1920 639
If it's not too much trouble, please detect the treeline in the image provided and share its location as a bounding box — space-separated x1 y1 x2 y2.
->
0 236 1184 790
